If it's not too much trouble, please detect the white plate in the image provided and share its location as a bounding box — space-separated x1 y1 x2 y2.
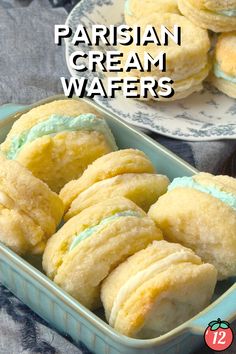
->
65 0 236 141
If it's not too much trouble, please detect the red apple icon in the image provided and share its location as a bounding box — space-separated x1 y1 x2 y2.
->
204 318 234 351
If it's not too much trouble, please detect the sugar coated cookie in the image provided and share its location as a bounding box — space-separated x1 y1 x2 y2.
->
60 149 156 212
125 0 179 25
178 0 236 32
1 99 117 192
101 240 217 338
149 173 236 279
43 197 163 309
211 32 236 98
0 154 64 255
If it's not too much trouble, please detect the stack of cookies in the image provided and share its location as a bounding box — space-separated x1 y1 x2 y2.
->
178 0 236 32
1 99 117 192
211 32 236 98
120 12 211 100
123 0 236 99
0 99 235 340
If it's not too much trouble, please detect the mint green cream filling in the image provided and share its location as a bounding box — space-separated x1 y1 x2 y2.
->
125 0 132 16
69 210 142 251
214 64 236 84
5 114 118 159
168 176 236 211
218 9 236 16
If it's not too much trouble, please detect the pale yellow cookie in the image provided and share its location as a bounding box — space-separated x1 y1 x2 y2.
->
211 32 236 98
119 61 210 101
211 76 236 98
101 240 217 338
64 173 170 221
202 0 236 12
148 173 236 279
1 99 117 192
0 154 64 255
125 0 179 25
43 197 163 310
119 13 210 101
178 0 236 32
60 149 156 212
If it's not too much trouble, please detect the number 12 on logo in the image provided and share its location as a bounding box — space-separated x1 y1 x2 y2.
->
204 318 234 351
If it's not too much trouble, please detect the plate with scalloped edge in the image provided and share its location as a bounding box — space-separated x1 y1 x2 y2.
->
65 0 236 141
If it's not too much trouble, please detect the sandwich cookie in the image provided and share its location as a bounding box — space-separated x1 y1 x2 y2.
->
125 0 179 26
178 0 236 32
42 197 163 310
101 240 217 338
63 173 169 221
148 172 236 279
211 32 236 98
60 149 156 213
0 154 64 255
1 99 117 193
119 13 210 101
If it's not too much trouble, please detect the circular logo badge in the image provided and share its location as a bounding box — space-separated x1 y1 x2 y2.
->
204 318 234 352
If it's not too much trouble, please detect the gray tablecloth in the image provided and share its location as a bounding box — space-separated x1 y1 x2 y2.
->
0 1 235 353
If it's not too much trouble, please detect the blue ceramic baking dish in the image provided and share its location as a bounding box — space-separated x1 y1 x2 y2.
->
0 96 235 354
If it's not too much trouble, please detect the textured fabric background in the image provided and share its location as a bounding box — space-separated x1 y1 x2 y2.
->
0 1 235 353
